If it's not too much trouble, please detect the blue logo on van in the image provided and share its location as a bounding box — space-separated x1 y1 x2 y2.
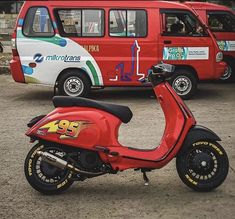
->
34 53 44 63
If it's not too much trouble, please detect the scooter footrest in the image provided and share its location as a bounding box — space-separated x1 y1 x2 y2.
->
95 146 110 154
95 146 119 156
109 151 119 156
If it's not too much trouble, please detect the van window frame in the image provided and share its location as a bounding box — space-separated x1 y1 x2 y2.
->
54 8 105 38
108 8 148 38
22 6 55 38
160 9 209 37
206 10 235 33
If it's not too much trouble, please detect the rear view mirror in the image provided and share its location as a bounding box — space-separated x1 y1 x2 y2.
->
152 63 175 73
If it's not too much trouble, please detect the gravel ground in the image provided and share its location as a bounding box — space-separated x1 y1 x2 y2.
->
0 53 11 74
0 74 234 219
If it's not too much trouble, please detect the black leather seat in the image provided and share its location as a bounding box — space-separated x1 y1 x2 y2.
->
53 96 133 124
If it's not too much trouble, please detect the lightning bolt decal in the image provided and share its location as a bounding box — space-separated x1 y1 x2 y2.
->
38 120 92 139
39 120 59 133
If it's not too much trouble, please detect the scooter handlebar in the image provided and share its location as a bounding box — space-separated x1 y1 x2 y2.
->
148 63 175 86
139 63 175 86
151 63 175 76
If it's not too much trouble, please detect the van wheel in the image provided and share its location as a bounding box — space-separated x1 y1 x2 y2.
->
169 69 197 100
58 71 91 97
220 58 235 83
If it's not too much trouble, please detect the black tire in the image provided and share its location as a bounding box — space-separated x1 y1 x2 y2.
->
58 71 91 97
176 140 229 192
169 69 197 100
0 45 3 53
220 58 235 83
24 143 74 195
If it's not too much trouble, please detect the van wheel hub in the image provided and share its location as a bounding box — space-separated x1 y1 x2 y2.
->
221 65 232 80
173 76 192 96
64 77 84 96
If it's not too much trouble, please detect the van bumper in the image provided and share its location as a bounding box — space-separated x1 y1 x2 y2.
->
10 58 25 83
215 61 227 79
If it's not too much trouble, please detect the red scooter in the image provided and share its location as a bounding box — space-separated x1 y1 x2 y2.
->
24 63 229 194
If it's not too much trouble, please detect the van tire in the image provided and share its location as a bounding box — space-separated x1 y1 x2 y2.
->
169 69 197 100
58 71 91 97
220 58 235 83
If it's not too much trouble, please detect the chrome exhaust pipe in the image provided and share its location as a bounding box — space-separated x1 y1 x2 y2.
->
37 151 103 176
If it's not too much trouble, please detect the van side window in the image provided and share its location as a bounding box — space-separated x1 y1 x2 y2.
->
83 10 104 36
161 10 207 37
23 7 54 37
56 9 104 37
109 10 147 37
58 10 82 36
207 11 235 32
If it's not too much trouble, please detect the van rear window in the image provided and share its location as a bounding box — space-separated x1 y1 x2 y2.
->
109 10 147 37
23 7 55 37
55 9 104 37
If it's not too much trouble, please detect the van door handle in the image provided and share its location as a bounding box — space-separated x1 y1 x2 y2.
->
163 40 172 44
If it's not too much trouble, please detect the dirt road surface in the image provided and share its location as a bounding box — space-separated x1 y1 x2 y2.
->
0 74 234 219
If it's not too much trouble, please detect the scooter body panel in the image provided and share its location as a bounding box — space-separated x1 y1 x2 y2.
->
26 82 196 171
103 83 196 170
26 107 121 150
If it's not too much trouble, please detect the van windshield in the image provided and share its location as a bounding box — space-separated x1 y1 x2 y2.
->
207 11 235 32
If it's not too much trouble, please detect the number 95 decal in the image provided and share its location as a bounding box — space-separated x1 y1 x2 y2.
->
39 120 90 139
57 120 82 138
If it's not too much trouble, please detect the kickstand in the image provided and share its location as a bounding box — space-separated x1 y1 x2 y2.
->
142 170 149 186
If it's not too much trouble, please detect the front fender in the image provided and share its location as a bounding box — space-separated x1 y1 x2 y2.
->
179 125 221 154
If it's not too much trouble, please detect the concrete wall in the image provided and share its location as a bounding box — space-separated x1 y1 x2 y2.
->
0 14 18 35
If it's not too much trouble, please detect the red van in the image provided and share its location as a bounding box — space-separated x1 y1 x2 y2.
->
185 1 235 82
11 0 226 99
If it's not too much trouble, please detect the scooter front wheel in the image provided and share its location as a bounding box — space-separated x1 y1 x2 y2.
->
24 143 74 195
176 141 229 192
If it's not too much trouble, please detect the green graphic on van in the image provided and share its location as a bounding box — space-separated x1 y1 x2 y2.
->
86 61 100 86
163 47 188 60
17 30 67 47
217 41 235 51
16 27 103 87
163 47 209 60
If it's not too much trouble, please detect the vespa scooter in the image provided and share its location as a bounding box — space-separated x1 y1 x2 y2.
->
24 63 229 194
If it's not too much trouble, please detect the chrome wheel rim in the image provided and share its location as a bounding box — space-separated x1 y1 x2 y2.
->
172 76 192 96
220 65 232 81
64 77 84 97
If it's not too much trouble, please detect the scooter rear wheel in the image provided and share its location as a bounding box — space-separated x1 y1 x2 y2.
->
24 143 74 195
176 141 229 192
